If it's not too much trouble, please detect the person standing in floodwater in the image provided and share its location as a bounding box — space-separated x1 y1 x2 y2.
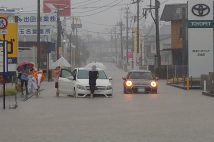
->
89 65 99 98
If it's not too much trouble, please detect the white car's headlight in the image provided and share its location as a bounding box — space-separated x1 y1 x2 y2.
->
106 85 112 90
77 84 87 90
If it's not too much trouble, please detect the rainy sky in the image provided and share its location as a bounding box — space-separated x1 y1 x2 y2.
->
0 0 187 37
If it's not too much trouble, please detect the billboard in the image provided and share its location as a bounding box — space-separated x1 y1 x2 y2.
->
43 0 71 17
188 0 213 78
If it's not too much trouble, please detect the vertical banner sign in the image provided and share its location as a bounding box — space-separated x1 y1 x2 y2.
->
0 41 8 72
188 0 214 78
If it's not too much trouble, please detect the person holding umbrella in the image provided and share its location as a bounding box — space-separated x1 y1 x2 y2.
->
89 65 99 98
19 64 29 95
17 61 34 96
54 66 61 97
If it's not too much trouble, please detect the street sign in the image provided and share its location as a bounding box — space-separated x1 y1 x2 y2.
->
0 17 8 29
0 29 8 34
0 13 18 72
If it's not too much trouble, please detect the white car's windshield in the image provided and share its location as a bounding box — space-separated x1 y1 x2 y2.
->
77 70 107 79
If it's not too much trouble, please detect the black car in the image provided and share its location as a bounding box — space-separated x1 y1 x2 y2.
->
122 70 158 94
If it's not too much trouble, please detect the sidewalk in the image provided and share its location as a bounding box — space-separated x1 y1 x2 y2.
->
0 81 54 109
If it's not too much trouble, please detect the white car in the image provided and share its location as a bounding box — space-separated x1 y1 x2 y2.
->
57 67 113 97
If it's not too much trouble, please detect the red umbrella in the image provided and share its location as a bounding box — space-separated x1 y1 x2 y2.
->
17 60 34 72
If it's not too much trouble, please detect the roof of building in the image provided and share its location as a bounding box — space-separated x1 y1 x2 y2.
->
161 3 187 21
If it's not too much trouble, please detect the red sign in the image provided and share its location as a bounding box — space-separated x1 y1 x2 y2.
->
43 0 71 17
0 17 8 29
128 52 133 59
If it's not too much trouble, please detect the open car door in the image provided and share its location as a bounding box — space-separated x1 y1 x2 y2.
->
58 69 74 95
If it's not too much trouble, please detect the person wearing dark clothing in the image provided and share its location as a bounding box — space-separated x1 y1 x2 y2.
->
89 65 99 98
20 65 29 95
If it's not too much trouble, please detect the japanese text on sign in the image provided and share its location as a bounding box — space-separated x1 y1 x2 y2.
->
19 28 52 35
192 49 210 56
17 13 57 26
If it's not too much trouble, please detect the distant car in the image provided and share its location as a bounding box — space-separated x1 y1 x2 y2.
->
122 70 158 94
57 67 113 97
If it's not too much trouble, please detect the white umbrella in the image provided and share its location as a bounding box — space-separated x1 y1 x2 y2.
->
51 56 71 68
85 62 106 70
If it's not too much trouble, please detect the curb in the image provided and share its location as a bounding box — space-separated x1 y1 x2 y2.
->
167 83 201 90
202 91 214 97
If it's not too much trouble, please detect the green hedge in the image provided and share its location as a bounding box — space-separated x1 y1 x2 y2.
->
0 88 17 96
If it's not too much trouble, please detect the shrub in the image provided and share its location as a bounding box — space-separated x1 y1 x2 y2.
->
0 87 17 96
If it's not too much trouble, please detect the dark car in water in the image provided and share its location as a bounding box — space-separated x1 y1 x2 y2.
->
122 70 158 94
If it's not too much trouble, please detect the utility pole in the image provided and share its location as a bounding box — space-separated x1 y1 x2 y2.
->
69 33 72 65
143 0 161 76
132 0 142 68
114 27 118 64
126 7 129 68
75 27 79 66
137 0 140 57
57 9 61 60
37 0 41 69
155 0 161 68
120 21 123 65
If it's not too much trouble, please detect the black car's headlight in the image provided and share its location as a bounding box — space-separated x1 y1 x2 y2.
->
77 84 87 90
106 85 112 90
125 80 133 87
150 81 157 88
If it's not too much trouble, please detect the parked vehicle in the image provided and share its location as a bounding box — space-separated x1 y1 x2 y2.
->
57 67 113 97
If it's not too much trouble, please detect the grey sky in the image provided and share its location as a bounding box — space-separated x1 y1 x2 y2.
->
0 0 187 36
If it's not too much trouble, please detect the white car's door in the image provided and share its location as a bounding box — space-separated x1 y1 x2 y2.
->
58 69 74 95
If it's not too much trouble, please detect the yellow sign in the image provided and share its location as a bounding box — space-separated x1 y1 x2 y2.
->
0 13 18 59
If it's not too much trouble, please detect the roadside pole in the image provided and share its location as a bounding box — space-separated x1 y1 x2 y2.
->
0 15 10 109
3 34 6 109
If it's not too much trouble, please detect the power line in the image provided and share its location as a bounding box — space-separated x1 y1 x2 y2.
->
79 28 133 35
72 0 104 9
79 29 115 35
72 3 131 9
81 19 116 27
73 0 120 14
72 0 103 6
76 0 123 17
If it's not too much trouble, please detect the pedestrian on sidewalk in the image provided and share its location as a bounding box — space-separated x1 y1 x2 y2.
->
20 64 29 95
37 69 45 89
54 66 61 97
27 68 38 95
89 65 99 98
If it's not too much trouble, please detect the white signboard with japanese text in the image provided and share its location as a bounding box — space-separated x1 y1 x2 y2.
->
19 26 52 35
188 0 214 78
17 13 57 26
